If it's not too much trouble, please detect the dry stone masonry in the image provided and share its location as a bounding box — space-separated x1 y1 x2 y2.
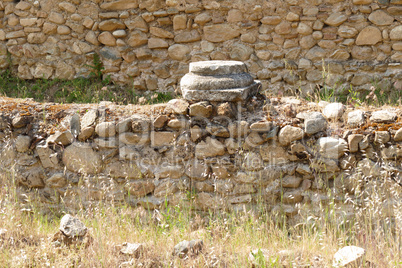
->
0 65 401 219
0 0 401 96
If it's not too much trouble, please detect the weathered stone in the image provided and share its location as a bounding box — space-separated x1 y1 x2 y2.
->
127 31 148 47
351 46 374 60
46 173 67 188
190 60 247 75
184 160 209 181
98 32 116 46
119 132 149 145
106 161 141 179
260 144 292 164
261 16 281 25
150 26 174 39
189 102 213 118
154 180 179 197
282 190 303 204
356 26 382 46
62 142 102 174
173 240 203 258
318 137 348 159
325 13 347 26
195 137 225 159
333 246 366 268
168 44 190 60
230 43 253 61
165 99 189 114
370 110 397 123
60 214 87 237
151 131 176 147
390 26 402 40
304 112 327 135
348 134 364 153
15 135 31 153
275 21 292 35
395 128 402 142
148 38 169 49
368 10 394 26
282 175 302 188
181 72 254 91
347 110 365 127
120 243 143 257
12 115 31 128
174 30 201 43
322 103 345 120
59 2 76 13
374 131 390 144
47 131 74 146
125 180 154 197
203 24 240 42
36 143 59 169
337 26 358 38
278 125 304 146
33 64 53 79
95 122 116 138
100 0 139 10
49 12 65 24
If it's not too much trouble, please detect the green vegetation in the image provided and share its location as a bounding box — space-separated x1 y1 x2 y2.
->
0 70 174 105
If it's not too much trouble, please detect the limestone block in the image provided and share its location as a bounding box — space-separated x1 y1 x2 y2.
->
49 12 65 24
203 24 240 43
174 30 201 43
318 137 348 159
125 180 154 197
151 131 176 147
368 10 394 26
370 110 397 123
390 26 402 40
325 12 347 26
195 137 225 159
194 13 212 25
356 26 382 45
15 135 31 153
62 142 102 174
261 16 281 25
46 173 67 188
59 2 76 13
95 122 116 138
100 0 139 10
278 125 304 146
99 19 125 31
127 31 147 47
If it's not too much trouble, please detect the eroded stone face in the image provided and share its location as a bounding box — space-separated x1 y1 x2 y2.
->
180 61 261 102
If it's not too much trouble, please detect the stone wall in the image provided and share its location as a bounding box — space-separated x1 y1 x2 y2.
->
0 96 401 219
0 0 401 95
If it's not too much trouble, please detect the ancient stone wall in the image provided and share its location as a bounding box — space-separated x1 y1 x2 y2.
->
0 0 401 95
0 95 401 218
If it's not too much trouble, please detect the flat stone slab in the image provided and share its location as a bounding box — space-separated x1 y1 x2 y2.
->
190 60 247 75
180 72 254 91
182 81 261 102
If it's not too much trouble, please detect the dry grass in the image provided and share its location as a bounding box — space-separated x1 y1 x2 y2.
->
0 168 401 268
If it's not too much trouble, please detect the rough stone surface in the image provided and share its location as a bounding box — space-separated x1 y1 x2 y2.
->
370 110 397 123
278 126 304 146
59 214 87 237
333 246 366 267
318 137 348 159
62 142 102 174
348 110 365 127
322 103 345 120
174 240 203 258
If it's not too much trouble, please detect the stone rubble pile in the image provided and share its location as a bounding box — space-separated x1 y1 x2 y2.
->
0 92 401 218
